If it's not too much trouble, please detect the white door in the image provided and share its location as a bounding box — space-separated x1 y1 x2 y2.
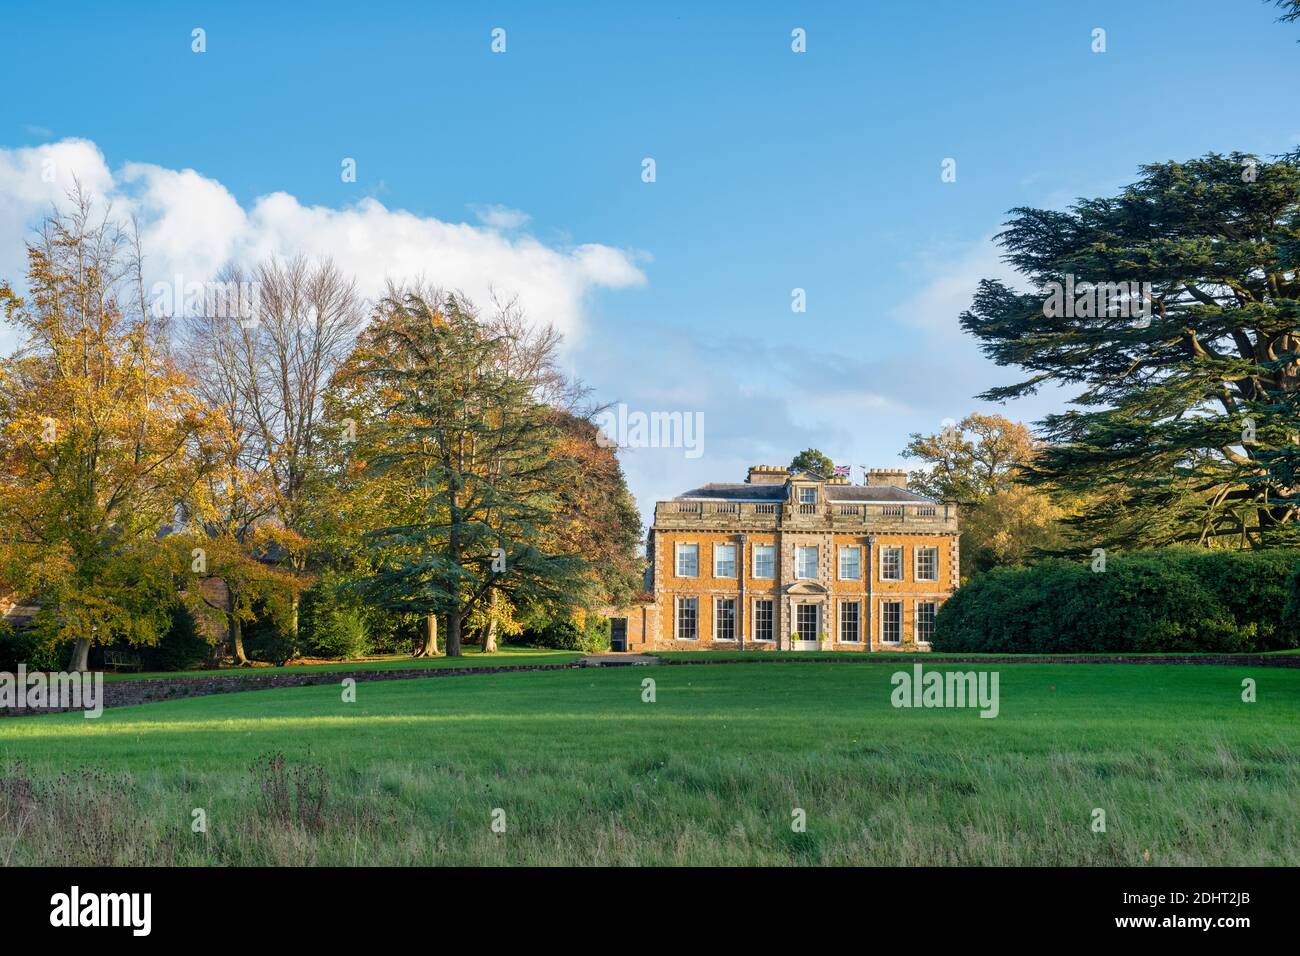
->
793 603 820 650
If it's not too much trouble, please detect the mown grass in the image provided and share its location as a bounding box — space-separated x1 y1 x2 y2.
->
1 662 1296 865
101 646 581 682
651 649 1300 661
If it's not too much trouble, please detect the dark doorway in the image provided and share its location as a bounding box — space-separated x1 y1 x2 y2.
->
610 617 628 652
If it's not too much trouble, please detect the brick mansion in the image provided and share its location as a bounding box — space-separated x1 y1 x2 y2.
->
611 465 959 652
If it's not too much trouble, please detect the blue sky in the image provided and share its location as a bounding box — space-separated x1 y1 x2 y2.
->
2 0 1298 524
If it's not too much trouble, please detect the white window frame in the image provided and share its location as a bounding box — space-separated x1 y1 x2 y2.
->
795 545 818 580
916 601 937 645
675 596 699 640
798 486 817 505
752 543 775 580
713 543 737 578
675 542 699 578
879 546 903 582
714 597 737 642
839 600 861 643
880 600 902 644
752 599 774 642
795 603 819 641
838 545 861 581
915 546 939 582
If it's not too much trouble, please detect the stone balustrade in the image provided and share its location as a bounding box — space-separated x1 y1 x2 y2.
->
653 500 958 532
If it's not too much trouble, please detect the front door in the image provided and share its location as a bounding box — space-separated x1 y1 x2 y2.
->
610 617 628 652
793 604 819 650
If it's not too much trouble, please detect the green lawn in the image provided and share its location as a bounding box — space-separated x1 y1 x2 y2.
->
101 646 580 682
652 649 1300 661
1 661 1296 865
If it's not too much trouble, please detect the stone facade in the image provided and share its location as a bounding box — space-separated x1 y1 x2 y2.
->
617 465 959 652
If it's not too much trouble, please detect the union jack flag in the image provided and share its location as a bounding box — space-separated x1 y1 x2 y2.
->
833 465 851 477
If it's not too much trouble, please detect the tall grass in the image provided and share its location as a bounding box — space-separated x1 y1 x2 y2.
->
0 663 1296 865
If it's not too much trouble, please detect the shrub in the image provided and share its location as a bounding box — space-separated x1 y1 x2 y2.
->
139 603 212 671
299 578 370 659
1283 562 1300 638
517 617 609 653
242 599 297 666
933 549 1299 653
1181 548 1300 649
364 608 422 655
0 623 64 671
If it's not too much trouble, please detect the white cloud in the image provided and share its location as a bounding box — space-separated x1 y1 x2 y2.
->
121 162 248 283
472 203 530 230
0 139 646 350
0 139 115 264
887 236 1020 340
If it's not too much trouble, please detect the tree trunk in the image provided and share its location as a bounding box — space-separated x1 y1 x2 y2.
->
483 591 498 654
231 614 248 666
447 610 463 657
414 613 439 657
68 636 90 673
290 592 300 643
229 590 249 666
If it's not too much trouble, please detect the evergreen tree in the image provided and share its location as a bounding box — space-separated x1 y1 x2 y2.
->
962 152 1300 549
789 448 834 478
340 293 588 656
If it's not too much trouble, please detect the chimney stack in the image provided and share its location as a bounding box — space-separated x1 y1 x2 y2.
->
746 465 790 485
867 468 908 489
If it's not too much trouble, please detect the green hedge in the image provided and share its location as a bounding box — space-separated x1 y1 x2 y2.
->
514 617 610 653
242 597 297 666
299 575 371 659
933 549 1300 653
1286 564 1300 636
0 622 64 671
138 603 212 671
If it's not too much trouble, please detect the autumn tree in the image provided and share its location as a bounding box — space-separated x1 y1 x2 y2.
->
903 414 1068 575
962 153 1300 550
904 414 1037 502
0 191 210 670
549 412 643 609
174 396 302 664
179 256 364 644
172 532 300 665
335 292 589 657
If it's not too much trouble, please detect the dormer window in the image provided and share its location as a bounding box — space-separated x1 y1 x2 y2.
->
798 487 817 505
